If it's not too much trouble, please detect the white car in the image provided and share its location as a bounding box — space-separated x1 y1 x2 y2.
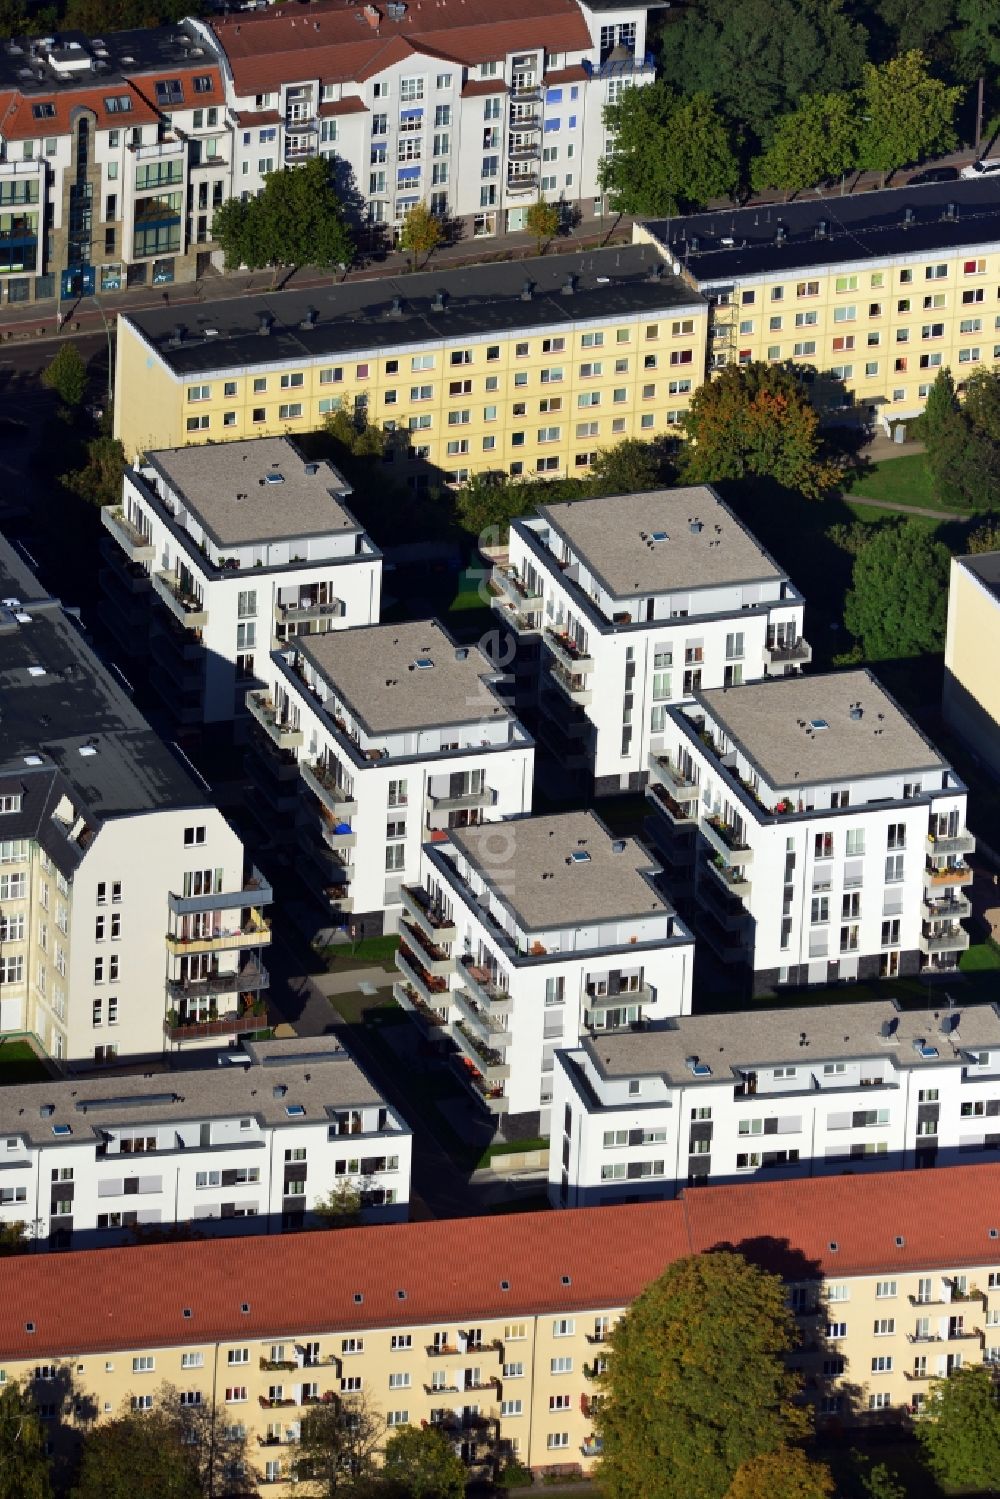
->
960 158 1000 179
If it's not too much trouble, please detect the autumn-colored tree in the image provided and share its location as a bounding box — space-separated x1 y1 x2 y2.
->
725 1447 835 1499
680 362 840 498
524 199 561 254
596 1252 806 1499
398 202 444 270
967 516 1000 554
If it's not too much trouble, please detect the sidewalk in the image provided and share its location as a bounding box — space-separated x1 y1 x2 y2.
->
0 214 632 348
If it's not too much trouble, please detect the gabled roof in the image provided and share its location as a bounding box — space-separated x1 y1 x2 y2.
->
0 82 161 140
209 0 592 95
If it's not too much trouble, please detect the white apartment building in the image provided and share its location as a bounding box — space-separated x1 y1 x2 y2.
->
648 669 973 992
0 533 271 1065
252 619 534 935
101 437 380 733
552 998 1000 1207
398 811 694 1137
497 486 808 795
194 0 653 240
0 1036 412 1248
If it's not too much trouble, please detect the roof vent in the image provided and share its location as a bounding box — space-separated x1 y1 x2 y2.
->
40 1104 55 1118
828 1240 839 1253
241 1302 250 1314
183 1307 193 1318
560 275 575 296
943 201 958 221
23 755 43 766
168 323 186 347
903 207 915 226
304 462 319 475
500 1279 510 1291
879 1017 898 1043
689 236 700 253
430 289 447 313
775 224 787 245
647 262 663 282
454 647 468 660
299 307 318 329
895 1236 904 1248
257 312 273 336
353 1292 364 1304
611 839 626 853
520 279 533 301
561 1274 571 1286
388 296 404 317
689 520 703 534
686 1056 712 1077
815 219 828 239
849 706 863 721
272 1084 287 1099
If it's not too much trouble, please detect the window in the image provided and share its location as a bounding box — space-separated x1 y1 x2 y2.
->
501 1399 523 1417
227 1349 249 1366
552 1319 575 1337
871 1355 893 1373
874 1318 896 1336
547 1433 569 1450
133 1356 155 1373
224 1388 247 1404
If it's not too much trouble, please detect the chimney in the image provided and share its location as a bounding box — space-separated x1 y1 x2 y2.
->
560 274 575 296
299 307 317 329
257 312 273 336
520 279 533 301
430 289 447 313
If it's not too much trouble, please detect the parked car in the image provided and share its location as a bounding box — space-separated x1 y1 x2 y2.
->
908 166 959 184
961 158 1000 179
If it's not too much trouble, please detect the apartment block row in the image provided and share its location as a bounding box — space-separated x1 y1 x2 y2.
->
637 176 1000 426
2 1165 1000 1489
395 811 693 1135
0 1037 411 1249
0 0 653 306
553 998 1000 1206
493 484 809 793
943 548 1000 782
112 244 708 475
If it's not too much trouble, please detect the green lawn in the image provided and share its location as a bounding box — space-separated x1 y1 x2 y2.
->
317 934 400 972
845 451 941 510
961 940 1000 974
0 1040 50 1085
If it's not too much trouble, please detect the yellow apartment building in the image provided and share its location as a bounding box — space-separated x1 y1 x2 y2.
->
944 550 1000 779
636 176 1000 426
3 1165 1000 1491
113 244 708 477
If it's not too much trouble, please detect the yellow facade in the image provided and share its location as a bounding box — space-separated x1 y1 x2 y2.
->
113 306 709 471
943 554 1000 777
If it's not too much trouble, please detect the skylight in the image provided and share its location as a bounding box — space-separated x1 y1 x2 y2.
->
809 719 829 731
285 1104 305 1117
414 657 433 669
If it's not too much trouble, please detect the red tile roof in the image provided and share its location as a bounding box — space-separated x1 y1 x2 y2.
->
318 96 370 117
543 63 589 85
2 1166 1000 1363
209 0 592 95
460 77 509 96
0 65 221 142
235 109 282 127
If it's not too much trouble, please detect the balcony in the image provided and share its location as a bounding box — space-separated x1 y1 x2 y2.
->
701 816 753 867
454 1057 509 1113
393 980 448 1031
400 921 454 978
548 659 593 706
646 781 696 828
921 893 972 921
459 956 512 1016
543 627 594 672
764 637 812 668
452 1019 509 1082
506 173 539 194
919 926 970 956
101 505 154 563
923 864 974 891
585 984 652 1016
510 83 540 101
152 570 208 628
705 857 751 901
452 987 511 1047
400 885 458 944
507 142 540 160
426 782 496 813
276 597 345 625
167 960 268 1002
647 752 700 803
300 760 357 817
396 947 451 1008
490 590 541 636
168 869 272 918
165 912 271 956
320 820 357 852
247 692 303 751
926 830 976 860
164 1006 267 1042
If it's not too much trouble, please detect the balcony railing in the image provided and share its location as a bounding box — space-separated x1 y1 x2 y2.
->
646 781 695 827
101 505 154 562
543 627 594 671
919 926 970 955
168 868 272 917
764 637 812 667
647 752 699 803
167 961 268 1002
459 956 512 1014
923 864 973 889
164 1007 266 1042
548 659 593 706
393 980 448 1030
165 912 271 956
247 692 303 751
926 830 976 859
921 894 972 921
452 1019 509 1081
701 815 753 867
400 921 454 978
452 987 511 1047
276 598 345 624
400 885 458 943
396 948 450 1007
704 857 751 901
300 760 357 816
152 570 208 628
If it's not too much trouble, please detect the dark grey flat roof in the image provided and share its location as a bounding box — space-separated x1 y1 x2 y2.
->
122 245 705 378
0 23 211 94
642 179 1000 283
0 534 206 841
959 549 1000 599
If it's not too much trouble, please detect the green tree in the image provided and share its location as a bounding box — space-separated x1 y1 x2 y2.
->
857 51 962 176
680 362 841 499
525 198 561 254
0 1381 52 1499
600 84 739 215
844 519 951 658
725 1447 835 1499
750 92 859 195
398 202 444 270
380 1424 467 1498
61 433 127 510
295 1395 383 1497
313 1181 363 1229
659 0 867 146
213 156 354 274
919 368 1000 510
596 1251 806 1499
41 342 87 409
587 437 668 496
952 0 1000 83
71 1408 202 1499
453 471 533 544
917 1364 1000 1491
0 1220 30 1256
858 1458 906 1499
967 515 1000 552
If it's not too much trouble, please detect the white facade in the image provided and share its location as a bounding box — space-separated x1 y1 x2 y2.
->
649 670 973 991
252 619 534 934
102 439 381 728
397 811 694 1134
0 1038 411 1247
551 999 1000 1207
498 487 808 794
194 0 652 239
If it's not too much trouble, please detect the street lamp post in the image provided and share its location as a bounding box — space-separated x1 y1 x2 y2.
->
91 291 114 413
